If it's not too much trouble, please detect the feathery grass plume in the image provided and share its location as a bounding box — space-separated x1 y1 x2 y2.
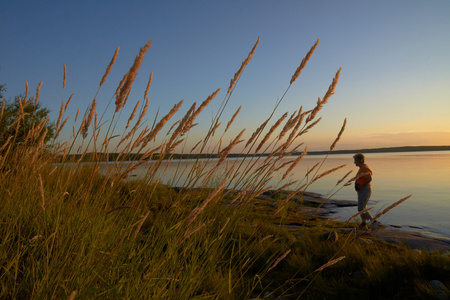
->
167 138 184 153
167 120 181 136
190 139 202 153
67 291 77 300
126 100 140 130
100 46 119 87
278 110 298 140
274 159 295 172
298 117 322 136
0 100 5 121
315 256 345 272
282 147 307 180
307 68 341 122
54 117 68 139
74 107 80 123
305 162 320 179
116 40 151 113
82 98 97 139
225 105 241 132
63 64 66 89
116 71 128 98
64 93 74 113
290 39 319 85
255 112 288 153
143 72 153 100
55 102 65 131
133 211 150 240
38 174 45 208
23 81 29 104
120 97 149 147
218 129 245 165
343 172 370 186
336 170 352 185
310 164 346 184
168 101 196 145
228 36 260 94
245 119 269 149
372 195 412 222
186 179 228 226
344 207 374 225
268 249 291 272
141 99 183 147
274 180 299 194
35 82 43 104
330 118 347 151
131 125 150 149
177 222 206 247
185 89 220 132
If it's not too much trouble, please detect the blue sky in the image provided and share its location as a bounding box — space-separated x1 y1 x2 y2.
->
1 0 449 151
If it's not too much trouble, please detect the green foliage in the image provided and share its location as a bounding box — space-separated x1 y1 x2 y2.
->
0 95 55 147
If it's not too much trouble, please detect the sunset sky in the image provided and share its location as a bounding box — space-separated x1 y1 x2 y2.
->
1 1 449 151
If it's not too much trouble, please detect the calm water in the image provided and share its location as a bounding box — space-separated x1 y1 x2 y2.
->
107 151 450 239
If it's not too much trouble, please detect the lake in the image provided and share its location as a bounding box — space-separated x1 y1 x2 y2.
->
104 151 450 239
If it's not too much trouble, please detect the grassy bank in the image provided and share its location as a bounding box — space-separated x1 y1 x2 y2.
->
1 38 449 299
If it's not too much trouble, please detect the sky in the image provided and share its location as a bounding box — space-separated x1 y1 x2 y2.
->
1 0 450 152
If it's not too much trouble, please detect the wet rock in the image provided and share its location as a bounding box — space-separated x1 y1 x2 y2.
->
389 224 402 228
430 280 449 300
408 225 425 229
321 231 338 242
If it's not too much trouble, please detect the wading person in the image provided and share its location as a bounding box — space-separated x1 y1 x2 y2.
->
353 153 378 232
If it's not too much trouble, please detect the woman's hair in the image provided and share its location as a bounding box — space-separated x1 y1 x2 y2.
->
353 153 365 163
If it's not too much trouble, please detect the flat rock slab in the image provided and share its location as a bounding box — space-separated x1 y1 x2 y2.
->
373 229 450 252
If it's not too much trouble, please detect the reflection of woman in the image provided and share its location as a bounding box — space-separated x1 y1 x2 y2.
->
353 153 378 231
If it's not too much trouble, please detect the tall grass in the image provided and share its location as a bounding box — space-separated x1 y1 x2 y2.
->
1 38 448 299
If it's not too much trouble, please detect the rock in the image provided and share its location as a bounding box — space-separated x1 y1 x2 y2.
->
430 280 449 300
321 231 338 242
358 237 374 244
408 225 425 229
389 224 402 228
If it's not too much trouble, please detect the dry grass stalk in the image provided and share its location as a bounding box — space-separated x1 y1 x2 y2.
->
255 112 288 153
218 129 245 165
274 180 299 194
167 138 184 153
336 170 352 185
290 39 319 85
116 71 128 98
228 36 260 94
306 68 341 123
259 235 273 243
282 147 307 180
120 97 149 147
116 40 151 113
318 216 342 226
143 72 153 100
34 82 43 105
100 46 119 87
82 98 97 139
344 207 374 225
225 106 241 132
133 210 150 240
330 118 347 151
343 172 370 186
372 196 412 221
55 102 65 131
63 64 66 89
185 89 220 132
190 139 202 153
167 120 181 136
126 100 140 130
315 256 345 272
169 102 197 145
64 93 74 113
54 117 68 139
186 179 228 226
278 110 299 141
298 117 322 137
245 119 269 149
67 291 77 300
141 100 183 147
38 174 45 208
177 222 206 247
274 159 295 172
219 217 231 235
0 100 5 121
230 183 255 204
268 249 291 272
310 164 346 184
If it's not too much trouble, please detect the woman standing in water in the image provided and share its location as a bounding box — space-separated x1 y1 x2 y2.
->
353 153 379 232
